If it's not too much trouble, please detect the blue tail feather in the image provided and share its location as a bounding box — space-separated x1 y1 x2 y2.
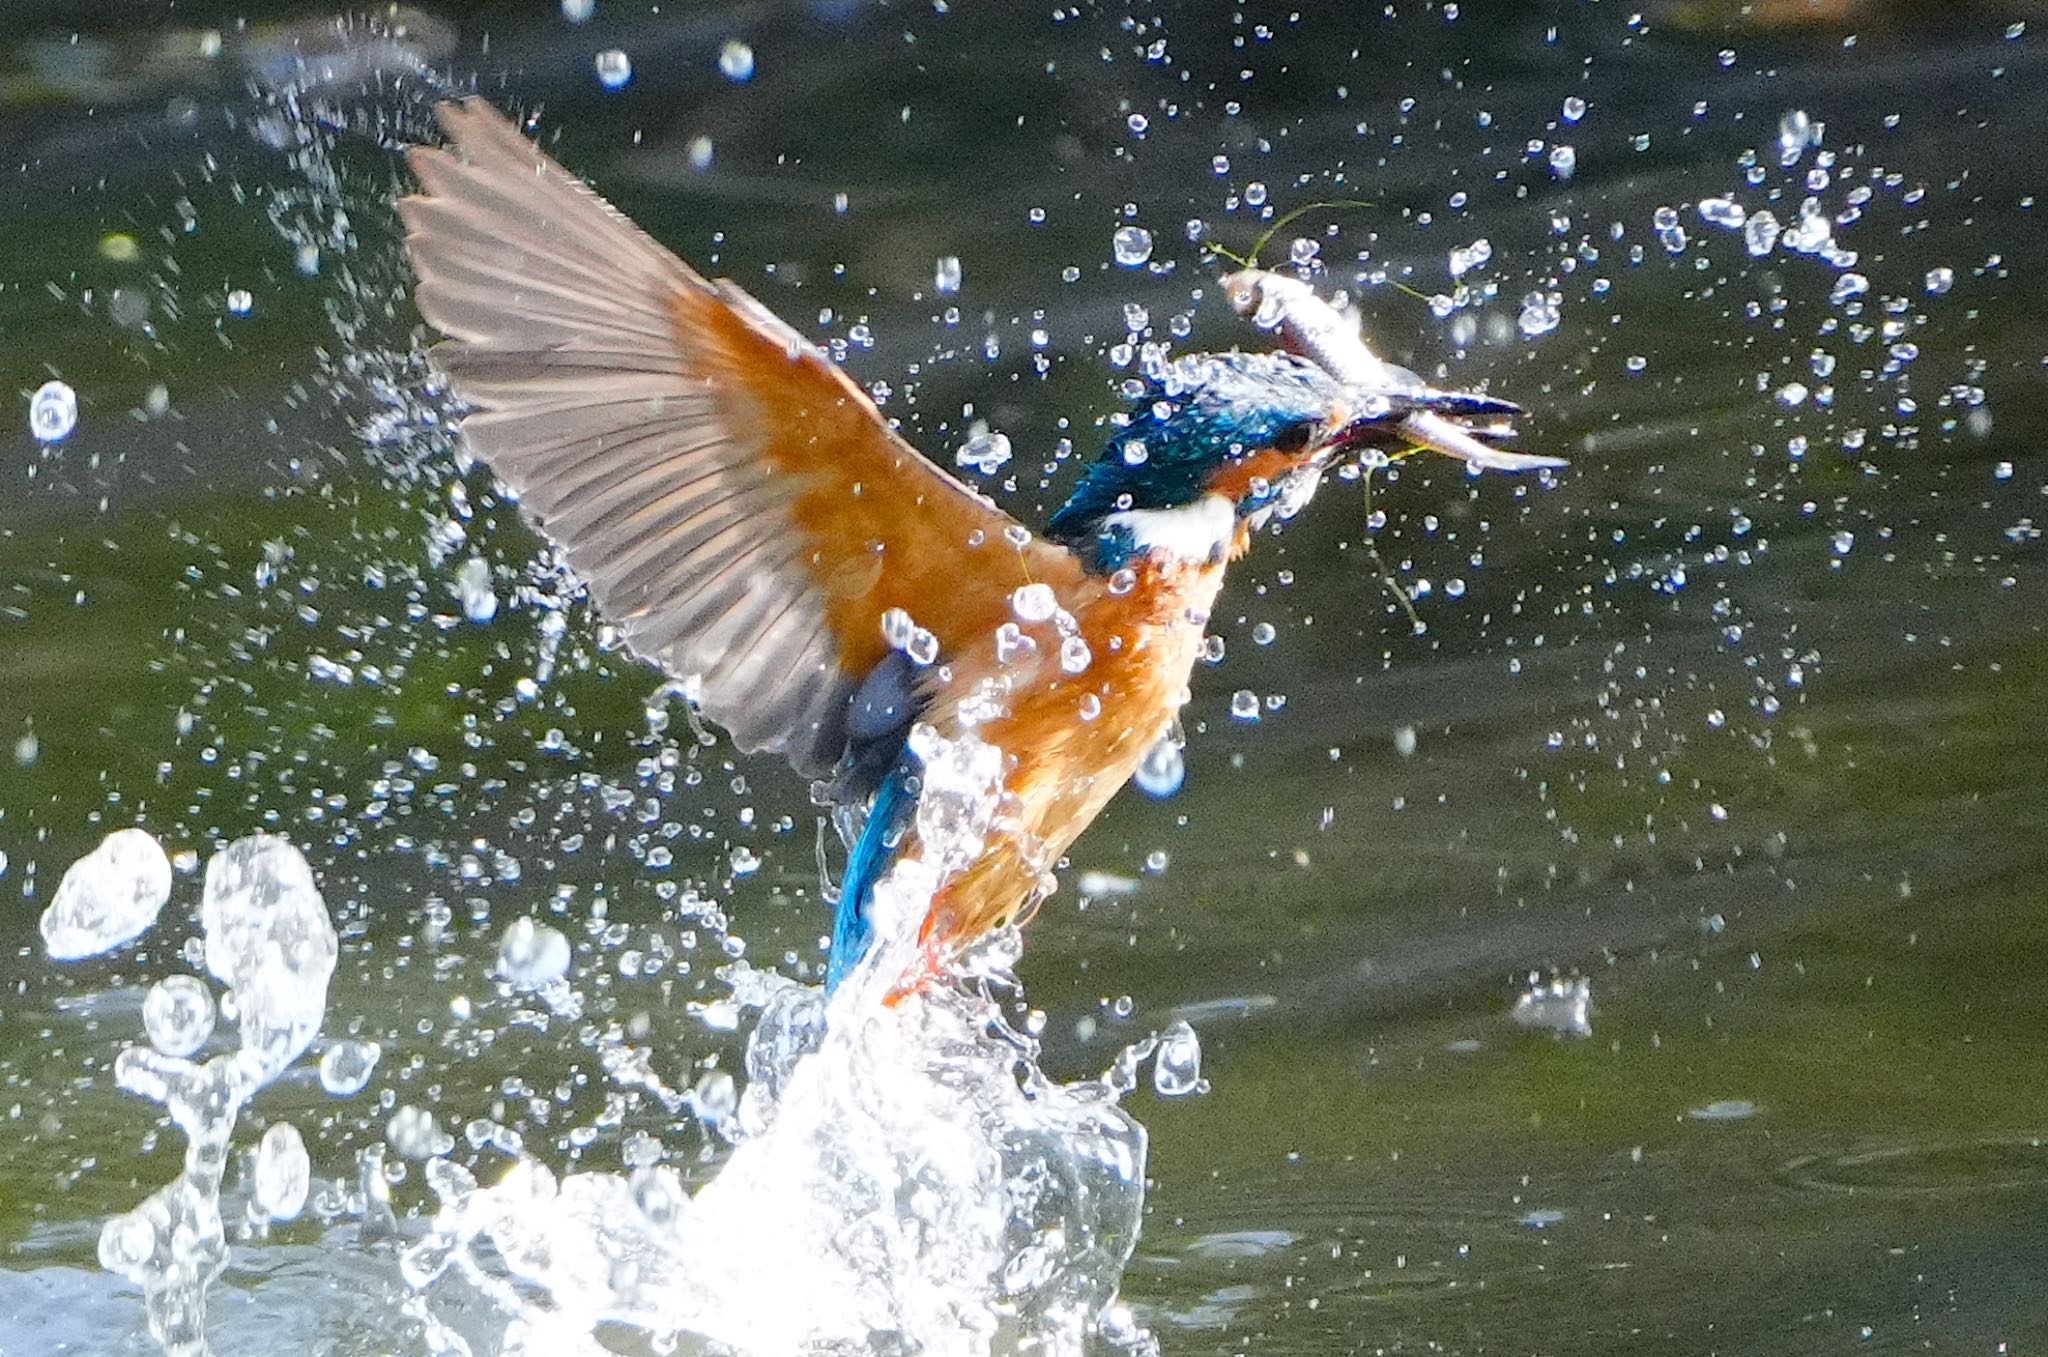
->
826 760 918 990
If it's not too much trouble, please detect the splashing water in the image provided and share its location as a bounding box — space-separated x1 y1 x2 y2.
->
397 727 1161 1355
96 834 338 1357
403 978 1155 1355
77 733 1162 1356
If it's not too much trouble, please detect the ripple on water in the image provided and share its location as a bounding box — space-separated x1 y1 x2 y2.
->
1778 1137 2048 1200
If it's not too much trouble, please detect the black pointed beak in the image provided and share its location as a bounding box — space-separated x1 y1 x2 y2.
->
1335 388 1566 474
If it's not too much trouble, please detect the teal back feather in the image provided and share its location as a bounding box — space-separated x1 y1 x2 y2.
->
1047 351 1340 560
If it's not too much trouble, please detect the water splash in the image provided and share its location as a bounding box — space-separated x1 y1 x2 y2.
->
399 729 1161 1355
1509 972 1593 1040
96 834 338 1357
405 981 1154 1355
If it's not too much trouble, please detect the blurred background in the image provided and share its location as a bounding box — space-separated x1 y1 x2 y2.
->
3 0 2048 1352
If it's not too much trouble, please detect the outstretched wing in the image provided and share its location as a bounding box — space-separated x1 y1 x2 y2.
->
400 98 1075 777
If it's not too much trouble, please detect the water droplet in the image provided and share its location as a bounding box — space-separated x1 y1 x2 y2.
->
1135 734 1184 798
318 1039 381 1096
495 916 572 989
200 836 337 1083
1010 582 1058 623
1153 1021 1202 1096
934 255 961 294
717 40 755 82
1111 225 1154 267
1743 209 1780 256
1829 273 1870 305
1561 95 1587 122
388 1105 454 1159
1924 266 1954 295
1393 725 1418 759
1696 197 1746 229
1448 238 1492 279
881 607 916 650
1517 292 1560 338
1251 621 1276 646
252 1122 311 1221
29 380 77 443
143 975 215 1056
1777 109 1815 159
1230 690 1260 721
595 48 633 89
226 288 253 316
688 135 714 170
1060 635 1092 674
1547 144 1576 180
41 828 173 960
455 557 498 624
561 0 595 20
954 420 1010 475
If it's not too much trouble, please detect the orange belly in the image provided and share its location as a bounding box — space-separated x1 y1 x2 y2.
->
911 555 1226 949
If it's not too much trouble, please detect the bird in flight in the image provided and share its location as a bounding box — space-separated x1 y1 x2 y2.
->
399 98 1550 993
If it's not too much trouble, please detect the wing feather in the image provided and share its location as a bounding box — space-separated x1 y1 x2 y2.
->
402 98 1083 777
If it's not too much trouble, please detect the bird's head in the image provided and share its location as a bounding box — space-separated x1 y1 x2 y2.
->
1048 350 1454 571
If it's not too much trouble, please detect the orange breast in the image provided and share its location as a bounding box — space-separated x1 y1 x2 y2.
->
912 555 1227 948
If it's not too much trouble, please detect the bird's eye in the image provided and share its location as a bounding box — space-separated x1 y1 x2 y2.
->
1272 421 1316 454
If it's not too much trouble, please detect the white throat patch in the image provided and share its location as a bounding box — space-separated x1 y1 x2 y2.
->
1102 494 1237 563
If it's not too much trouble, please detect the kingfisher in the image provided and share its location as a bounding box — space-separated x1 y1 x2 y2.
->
399 98 1548 993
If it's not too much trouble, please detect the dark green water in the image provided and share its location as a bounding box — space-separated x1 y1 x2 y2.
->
4 1 2048 1352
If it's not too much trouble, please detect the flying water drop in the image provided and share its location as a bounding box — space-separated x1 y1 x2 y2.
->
455 556 498 623
718 40 755 82
1743 209 1780 256
1134 733 1185 798
40 827 173 960
595 49 633 89
318 1039 381 1096
143 976 216 1057
29 379 77 443
1518 292 1561 338
251 1123 310 1222
496 916 572 989
1152 1021 1202 1096
954 420 1011 474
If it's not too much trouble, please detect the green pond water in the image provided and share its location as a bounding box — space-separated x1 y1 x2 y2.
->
3 1 2048 1352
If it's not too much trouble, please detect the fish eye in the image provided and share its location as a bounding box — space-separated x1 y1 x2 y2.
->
1271 421 1316 454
